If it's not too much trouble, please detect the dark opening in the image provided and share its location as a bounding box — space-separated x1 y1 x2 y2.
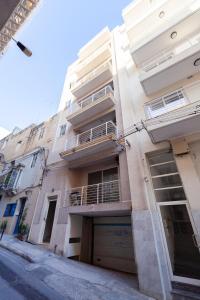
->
43 200 56 243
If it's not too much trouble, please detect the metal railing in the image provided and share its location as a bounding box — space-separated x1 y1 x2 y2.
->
70 61 112 90
144 99 200 127
144 88 187 119
66 180 120 206
144 80 200 119
66 121 117 150
142 32 200 72
0 168 20 191
68 85 114 115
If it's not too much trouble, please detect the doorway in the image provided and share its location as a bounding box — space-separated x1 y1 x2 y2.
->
13 198 26 235
148 150 200 284
159 203 200 280
80 216 136 273
43 199 57 243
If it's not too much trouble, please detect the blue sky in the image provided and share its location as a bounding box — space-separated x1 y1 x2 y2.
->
0 0 132 132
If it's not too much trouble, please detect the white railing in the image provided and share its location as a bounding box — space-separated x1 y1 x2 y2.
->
144 88 187 119
145 80 200 119
68 85 114 115
144 99 200 127
66 180 120 206
142 32 200 72
71 61 112 90
66 121 117 150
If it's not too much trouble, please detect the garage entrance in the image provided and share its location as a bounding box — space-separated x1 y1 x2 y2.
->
79 216 136 274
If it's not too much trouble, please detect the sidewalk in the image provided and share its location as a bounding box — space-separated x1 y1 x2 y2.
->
0 234 56 263
0 235 154 300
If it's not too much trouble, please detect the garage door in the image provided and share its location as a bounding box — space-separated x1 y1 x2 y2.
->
93 217 136 273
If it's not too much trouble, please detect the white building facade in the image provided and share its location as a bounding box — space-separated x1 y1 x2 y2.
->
2 1 200 299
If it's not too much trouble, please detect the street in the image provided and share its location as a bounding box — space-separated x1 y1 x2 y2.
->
0 238 153 300
0 248 65 300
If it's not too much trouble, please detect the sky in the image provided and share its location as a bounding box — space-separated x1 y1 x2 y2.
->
0 0 132 132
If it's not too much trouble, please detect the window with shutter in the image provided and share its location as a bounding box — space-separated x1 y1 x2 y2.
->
4 203 17 217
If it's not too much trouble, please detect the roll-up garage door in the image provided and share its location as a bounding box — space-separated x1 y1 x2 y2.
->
93 217 136 273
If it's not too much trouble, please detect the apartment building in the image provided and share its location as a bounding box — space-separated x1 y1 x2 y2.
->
120 0 200 298
1 0 200 299
40 1 199 298
29 27 135 274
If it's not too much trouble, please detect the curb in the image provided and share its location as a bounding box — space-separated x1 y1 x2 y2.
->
0 242 34 263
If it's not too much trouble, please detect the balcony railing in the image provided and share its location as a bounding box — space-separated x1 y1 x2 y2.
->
66 180 120 206
70 61 112 90
0 168 21 191
145 89 188 119
144 99 200 127
68 85 114 115
141 32 200 72
66 121 117 150
144 79 200 119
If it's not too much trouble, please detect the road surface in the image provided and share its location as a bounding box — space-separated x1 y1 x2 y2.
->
0 247 65 300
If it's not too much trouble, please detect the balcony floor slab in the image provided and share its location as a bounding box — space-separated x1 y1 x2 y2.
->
146 110 200 143
67 95 115 128
68 201 132 216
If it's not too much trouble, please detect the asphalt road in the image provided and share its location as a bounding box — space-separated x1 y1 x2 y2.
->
0 247 65 300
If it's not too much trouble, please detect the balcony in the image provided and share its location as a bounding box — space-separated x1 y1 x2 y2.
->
60 121 119 168
139 32 200 95
67 86 115 128
0 167 21 195
70 61 113 98
75 43 111 79
129 1 200 66
66 180 131 215
144 98 200 142
78 27 110 60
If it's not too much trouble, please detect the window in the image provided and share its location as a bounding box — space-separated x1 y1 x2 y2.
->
60 124 67 137
6 169 19 189
4 203 17 217
65 100 72 110
4 171 12 187
39 127 45 139
31 153 38 168
88 168 118 185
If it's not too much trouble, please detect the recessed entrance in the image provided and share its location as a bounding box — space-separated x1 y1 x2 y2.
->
43 198 57 243
159 203 200 280
148 150 200 284
69 215 136 274
13 197 26 235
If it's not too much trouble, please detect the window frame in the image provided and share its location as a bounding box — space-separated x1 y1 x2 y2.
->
31 153 38 168
3 203 17 217
59 124 67 137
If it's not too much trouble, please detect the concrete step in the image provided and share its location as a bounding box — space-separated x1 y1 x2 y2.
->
172 281 200 300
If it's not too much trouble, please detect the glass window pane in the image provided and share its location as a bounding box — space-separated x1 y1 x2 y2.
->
160 204 200 279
